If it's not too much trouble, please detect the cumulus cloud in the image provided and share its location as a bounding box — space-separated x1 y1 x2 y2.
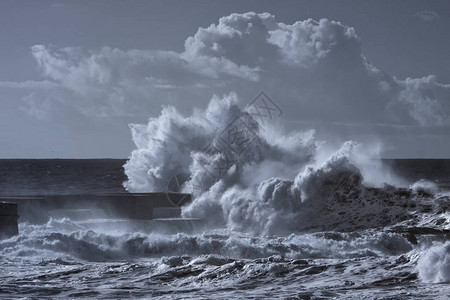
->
415 10 440 22
389 76 450 126
2 12 450 128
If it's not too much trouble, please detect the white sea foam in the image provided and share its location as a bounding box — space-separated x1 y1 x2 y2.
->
417 242 450 283
411 179 440 195
1 221 413 262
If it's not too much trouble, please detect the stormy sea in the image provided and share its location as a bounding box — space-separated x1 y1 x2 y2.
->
0 159 450 299
1 99 450 299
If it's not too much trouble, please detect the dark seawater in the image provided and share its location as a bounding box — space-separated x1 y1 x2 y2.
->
0 159 127 195
1 159 449 299
383 159 450 191
0 159 448 195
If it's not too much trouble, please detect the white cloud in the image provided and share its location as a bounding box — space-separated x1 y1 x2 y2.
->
20 93 54 121
390 76 450 126
4 12 450 128
415 10 440 22
268 18 361 68
0 80 57 89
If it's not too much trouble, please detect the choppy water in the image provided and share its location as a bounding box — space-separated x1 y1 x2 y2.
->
1 159 449 299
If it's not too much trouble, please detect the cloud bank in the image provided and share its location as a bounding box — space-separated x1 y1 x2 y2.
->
4 12 447 128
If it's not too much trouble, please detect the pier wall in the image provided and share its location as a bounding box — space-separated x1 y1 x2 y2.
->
0 193 191 223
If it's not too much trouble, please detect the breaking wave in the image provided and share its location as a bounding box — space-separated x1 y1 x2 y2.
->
0 219 413 262
123 93 447 235
417 242 450 283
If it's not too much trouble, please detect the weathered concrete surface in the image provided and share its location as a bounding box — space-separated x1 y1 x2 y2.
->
0 202 19 239
1 193 191 224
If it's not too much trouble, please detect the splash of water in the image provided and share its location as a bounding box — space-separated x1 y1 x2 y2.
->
417 242 450 283
124 93 401 234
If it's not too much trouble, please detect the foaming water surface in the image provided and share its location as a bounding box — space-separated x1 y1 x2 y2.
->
1 219 448 298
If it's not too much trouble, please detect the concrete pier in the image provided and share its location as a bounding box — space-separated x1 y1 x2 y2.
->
1 193 192 224
0 202 19 239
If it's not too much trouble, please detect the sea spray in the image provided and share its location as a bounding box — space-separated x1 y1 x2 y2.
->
182 142 366 234
123 93 409 234
417 242 450 283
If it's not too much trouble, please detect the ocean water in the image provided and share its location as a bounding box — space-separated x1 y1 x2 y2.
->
0 159 127 196
0 159 449 299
